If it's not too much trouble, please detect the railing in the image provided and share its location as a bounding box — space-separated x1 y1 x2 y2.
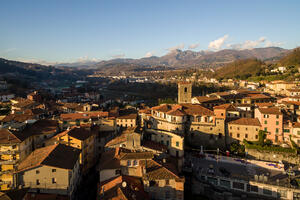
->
0 150 20 155
0 180 12 185
0 170 14 175
0 159 18 165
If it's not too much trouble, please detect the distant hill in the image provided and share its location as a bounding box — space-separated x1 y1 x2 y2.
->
215 59 265 79
0 58 91 84
86 47 289 73
278 47 300 66
214 47 300 81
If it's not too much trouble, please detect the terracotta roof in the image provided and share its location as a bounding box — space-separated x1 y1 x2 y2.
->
105 134 127 147
60 111 109 121
117 113 137 119
99 175 149 200
166 109 185 116
119 152 154 160
245 93 271 99
140 160 182 181
0 129 22 144
151 104 172 112
228 118 261 126
181 104 214 116
282 101 300 106
13 100 36 109
255 102 274 108
193 96 221 103
258 107 282 115
142 140 168 152
21 120 58 137
17 144 80 172
213 104 238 111
293 123 300 128
1 114 34 123
287 89 300 92
67 127 95 141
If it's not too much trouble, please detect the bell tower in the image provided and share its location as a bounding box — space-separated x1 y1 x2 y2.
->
178 82 192 104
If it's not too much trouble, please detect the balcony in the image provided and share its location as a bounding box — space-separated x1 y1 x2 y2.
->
0 149 20 155
0 159 18 165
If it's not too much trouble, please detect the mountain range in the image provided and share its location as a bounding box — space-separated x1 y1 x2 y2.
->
56 47 290 71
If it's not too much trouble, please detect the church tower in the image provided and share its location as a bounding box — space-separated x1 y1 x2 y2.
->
178 82 192 104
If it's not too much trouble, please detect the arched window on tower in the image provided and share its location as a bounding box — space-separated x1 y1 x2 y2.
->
184 87 187 92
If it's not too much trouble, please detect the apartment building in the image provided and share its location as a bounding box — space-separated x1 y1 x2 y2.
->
16 144 81 199
0 129 32 191
56 127 96 173
255 107 283 143
228 118 261 144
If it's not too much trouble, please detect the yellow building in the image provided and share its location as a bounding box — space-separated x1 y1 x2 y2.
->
0 129 32 191
56 127 96 173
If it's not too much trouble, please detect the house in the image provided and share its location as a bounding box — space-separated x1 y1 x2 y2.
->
255 107 283 143
98 175 149 200
16 144 81 199
0 129 33 190
0 93 15 102
228 118 261 144
98 148 184 200
55 126 97 173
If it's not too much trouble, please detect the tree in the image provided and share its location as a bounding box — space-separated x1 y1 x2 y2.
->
258 130 267 146
230 142 245 156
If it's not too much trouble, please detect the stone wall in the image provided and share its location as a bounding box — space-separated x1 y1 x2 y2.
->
245 148 300 164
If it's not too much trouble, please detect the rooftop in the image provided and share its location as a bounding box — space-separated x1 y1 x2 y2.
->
17 144 80 172
228 118 261 127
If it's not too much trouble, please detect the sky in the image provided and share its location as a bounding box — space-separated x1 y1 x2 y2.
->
0 0 300 64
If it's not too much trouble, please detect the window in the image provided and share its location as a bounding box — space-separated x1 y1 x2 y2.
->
176 142 179 147
133 160 138 166
237 127 239 130
165 180 170 185
245 128 248 131
221 113 224 116
278 189 287 198
52 169 56 172
255 135 258 139
36 170 40 174
230 133 232 137
36 179 40 185
230 126 232 130
52 178 56 184
127 160 131 167
263 187 272 195
256 128 258 131
276 121 279 125
220 179 230 188
184 87 187 93
276 128 279 133
232 182 244 190
245 134 248 138
276 115 279 119
264 120 267 124
237 134 240 138
264 127 267 132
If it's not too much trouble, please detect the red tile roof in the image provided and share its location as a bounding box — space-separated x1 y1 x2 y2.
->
17 144 80 172
228 118 261 126
258 107 282 115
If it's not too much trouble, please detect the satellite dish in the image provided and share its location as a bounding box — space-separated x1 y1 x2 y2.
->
122 181 127 188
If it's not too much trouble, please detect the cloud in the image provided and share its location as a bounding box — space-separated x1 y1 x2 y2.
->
167 43 185 52
208 35 229 50
144 51 155 58
77 56 101 63
111 53 125 59
264 40 284 47
188 43 200 49
227 36 283 50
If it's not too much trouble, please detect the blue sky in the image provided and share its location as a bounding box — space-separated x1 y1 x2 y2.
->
0 0 300 64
